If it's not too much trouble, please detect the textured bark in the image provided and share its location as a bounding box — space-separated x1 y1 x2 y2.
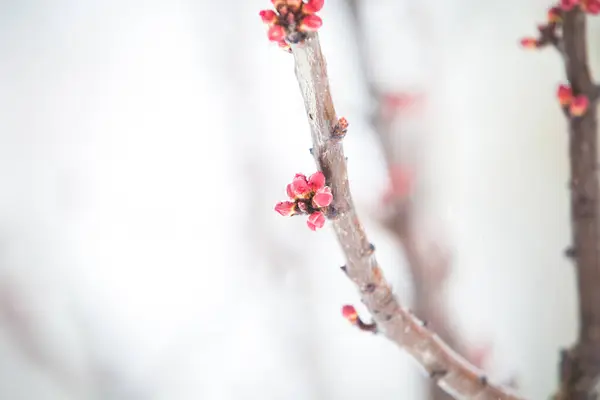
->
555 8 600 400
289 33 523 400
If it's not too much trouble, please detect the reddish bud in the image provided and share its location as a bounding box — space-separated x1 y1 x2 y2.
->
560 0 579 10
308 171 326 191
286 183 295 199
299 14 323 32
307 211 326 231
291 174 311 198
570 95 589 116
267 25 286 42
548 6 562 22
585 0 600 14
557 84 573 106
275 201 297 216
342 305 358 324
312 186 333 208
520 37 539 49
303 0 325 14
259 9 278 25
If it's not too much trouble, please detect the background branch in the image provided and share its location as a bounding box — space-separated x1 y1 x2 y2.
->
288 33 523 400
345 2 471 399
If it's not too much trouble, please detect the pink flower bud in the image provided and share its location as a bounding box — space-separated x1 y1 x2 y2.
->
341 305 358 323
585 0 600 14
307 211 326 231
259 9 278 25
298 14 323 32
303 0 325 14
570 95 589 116
286 183 296 199
312 186 333 208
547 6 562 22
274 201 297 216
560 0 579 11
267 25 286 42
291 174 311 198
308 171 326 191
520 37 539 49
557 84 573 106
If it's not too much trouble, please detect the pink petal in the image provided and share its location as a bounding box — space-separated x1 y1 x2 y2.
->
341 305 358 322
303 0 324 14
307 211 326 231
286 183 295 199
560 0 579 10
312 186 333 208
274 201 297 216
291 174 310 198
308 171 326 190
570 95 589 117
298 14 322 32
267 25 286 42
259 9 278 25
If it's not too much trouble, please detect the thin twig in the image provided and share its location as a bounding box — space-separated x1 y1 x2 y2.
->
289 33 524 400
554 7 600 400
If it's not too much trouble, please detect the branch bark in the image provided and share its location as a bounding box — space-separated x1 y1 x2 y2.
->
290 33 523 400
556 8 600 400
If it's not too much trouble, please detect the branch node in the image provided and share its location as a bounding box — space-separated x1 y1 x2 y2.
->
331 117 349 140
430 369 448 381
362 283 376 294
564 246 577 259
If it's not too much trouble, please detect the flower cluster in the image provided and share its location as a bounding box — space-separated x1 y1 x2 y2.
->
557 84 590 116
259 0 324 51
520 2 598 50
274 171 333 231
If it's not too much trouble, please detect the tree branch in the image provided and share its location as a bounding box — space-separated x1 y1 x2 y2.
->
555 7 600 400
290 33 523 400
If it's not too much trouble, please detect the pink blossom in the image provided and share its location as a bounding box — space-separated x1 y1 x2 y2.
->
274 201 297 216
307 211 326 231
308 171 326 191
312 186 333 208
291 174 311 198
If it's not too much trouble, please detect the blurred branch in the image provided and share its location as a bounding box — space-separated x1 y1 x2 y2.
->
289 33 523 400
345 2 470 399
553 7 600 400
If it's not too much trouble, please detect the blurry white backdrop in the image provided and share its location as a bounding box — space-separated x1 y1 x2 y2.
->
0 0 598 399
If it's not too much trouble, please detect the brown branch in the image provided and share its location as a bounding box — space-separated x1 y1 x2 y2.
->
289 33 524 400
555 7 600 400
